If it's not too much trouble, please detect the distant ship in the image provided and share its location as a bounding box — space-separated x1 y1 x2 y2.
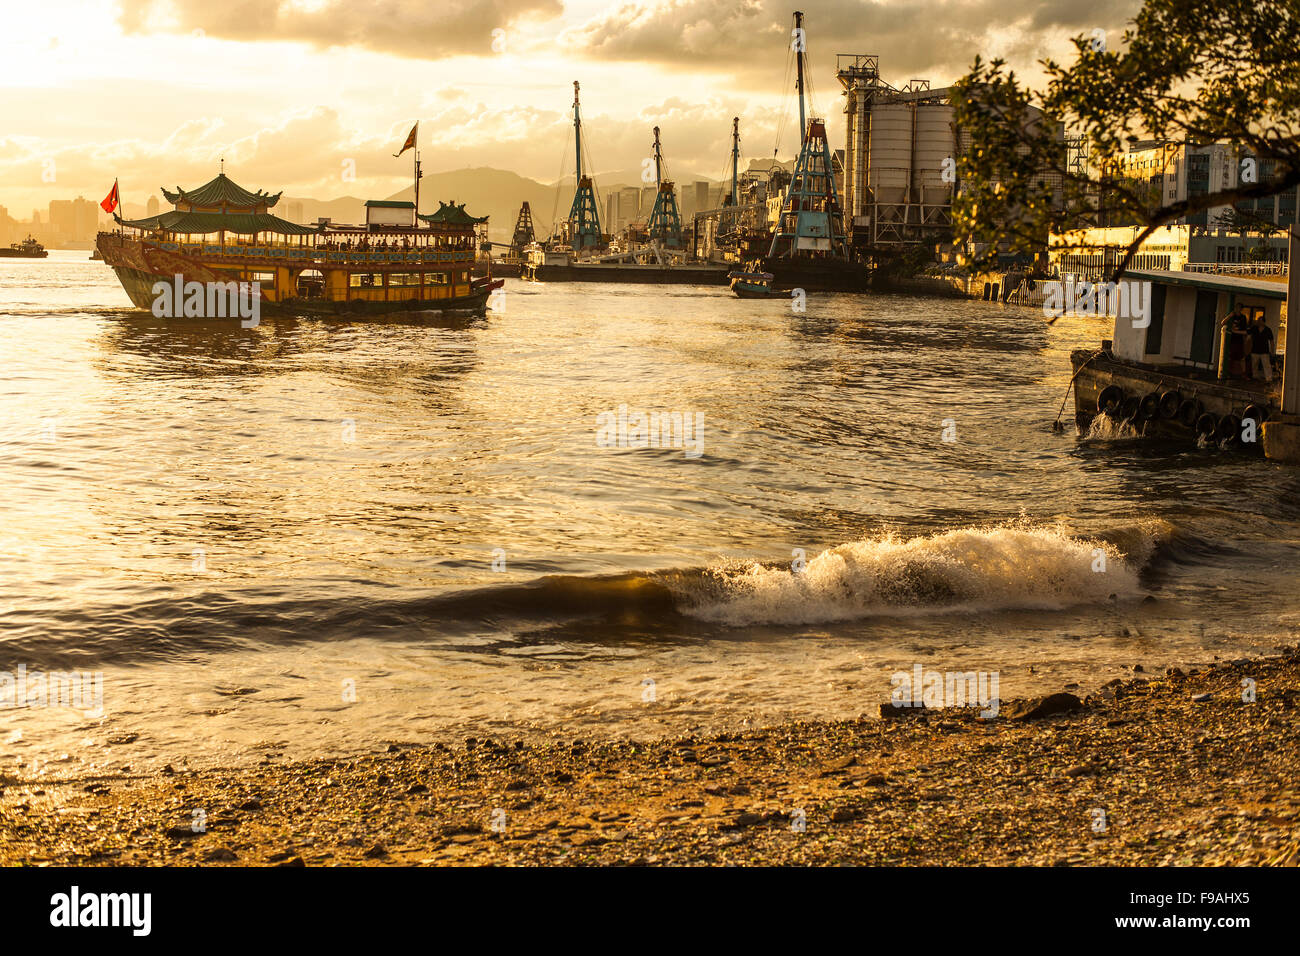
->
96 171 502 317
523 241 729 285
526 88 728 285
0 237 48 259
731 11 870 294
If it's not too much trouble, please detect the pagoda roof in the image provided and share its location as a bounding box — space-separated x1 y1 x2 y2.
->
418 201 488 226
161 173 282 210
115 210 319 235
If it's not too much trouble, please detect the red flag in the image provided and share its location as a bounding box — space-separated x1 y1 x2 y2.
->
100 179 120 214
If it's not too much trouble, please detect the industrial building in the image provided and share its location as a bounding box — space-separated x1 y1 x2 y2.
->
836 54 1064 253
1100 140 1300 230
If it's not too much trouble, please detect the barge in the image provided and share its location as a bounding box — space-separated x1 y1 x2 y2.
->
1069 268 1300 459
523 242 729 285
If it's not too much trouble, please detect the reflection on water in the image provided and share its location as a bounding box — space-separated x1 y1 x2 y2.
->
0 252 1296 770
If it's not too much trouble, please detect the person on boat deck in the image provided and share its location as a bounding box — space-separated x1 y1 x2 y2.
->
1250 315 1275 383
1222 306 1249 378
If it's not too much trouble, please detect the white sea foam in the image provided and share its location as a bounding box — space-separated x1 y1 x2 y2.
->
682 525 1149 627
1085 413 1141 440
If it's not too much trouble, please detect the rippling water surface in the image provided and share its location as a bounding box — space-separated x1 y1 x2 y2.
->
3 251 1297 771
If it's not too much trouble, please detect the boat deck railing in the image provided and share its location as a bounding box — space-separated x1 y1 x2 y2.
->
1182 262 1288 277
147 240 473 266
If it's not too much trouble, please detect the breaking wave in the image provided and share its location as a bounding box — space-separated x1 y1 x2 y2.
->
674 523 1158 627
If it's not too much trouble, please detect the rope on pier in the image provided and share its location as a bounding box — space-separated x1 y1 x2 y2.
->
1052 348 1107 432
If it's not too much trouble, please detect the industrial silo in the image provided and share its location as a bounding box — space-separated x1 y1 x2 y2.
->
915 104 955 206
868 104 913 208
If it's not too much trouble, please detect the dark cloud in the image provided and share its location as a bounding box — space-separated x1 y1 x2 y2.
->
566 0 1145 84
115 0 564 58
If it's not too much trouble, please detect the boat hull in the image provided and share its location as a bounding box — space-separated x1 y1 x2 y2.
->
0 249 48 259
525 263 729 285
731 284 785 299
107 261 499 317
98 232 496 318
1070 348 1275 448
760 256 871 293
474 260 522 278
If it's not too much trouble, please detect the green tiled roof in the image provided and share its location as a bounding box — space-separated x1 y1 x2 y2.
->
161 174 282 210
115 210 319 235
418 201 488 226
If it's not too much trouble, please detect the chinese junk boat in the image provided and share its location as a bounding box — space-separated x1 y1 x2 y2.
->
95 172 502 318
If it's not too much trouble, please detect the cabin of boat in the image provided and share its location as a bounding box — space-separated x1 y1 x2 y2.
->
1071 268 1296 455
95 173 500 316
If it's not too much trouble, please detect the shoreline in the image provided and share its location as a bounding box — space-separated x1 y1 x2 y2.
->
3 647 1298 866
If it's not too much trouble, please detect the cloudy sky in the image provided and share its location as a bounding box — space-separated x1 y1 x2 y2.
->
0 0 1142 218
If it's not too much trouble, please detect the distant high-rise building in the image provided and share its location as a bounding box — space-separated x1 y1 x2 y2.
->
286 200 304 223
73 197 97 241
49 197 99 243
618 187 640 224
146 195 160 217
605 195 618 234
694 181 710 214
48 200 74 238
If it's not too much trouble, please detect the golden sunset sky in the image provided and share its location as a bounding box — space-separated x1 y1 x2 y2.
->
0 0 1141 216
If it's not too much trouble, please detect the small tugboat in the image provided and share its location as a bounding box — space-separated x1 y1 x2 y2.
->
728 270 784 298
0 236 48 259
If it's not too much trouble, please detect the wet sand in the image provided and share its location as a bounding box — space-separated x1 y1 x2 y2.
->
3 648 1299 866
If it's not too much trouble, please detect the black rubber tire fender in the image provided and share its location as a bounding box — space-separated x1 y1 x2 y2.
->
1096 384 1125 416
1177 398 1203 428
1194 412 1218 437
1216 414 1242 442
1157 390 1181 419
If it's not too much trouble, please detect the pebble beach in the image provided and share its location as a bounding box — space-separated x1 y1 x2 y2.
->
4 647 1298 867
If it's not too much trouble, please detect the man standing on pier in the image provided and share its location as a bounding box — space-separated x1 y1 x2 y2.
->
1250 315 1276 383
